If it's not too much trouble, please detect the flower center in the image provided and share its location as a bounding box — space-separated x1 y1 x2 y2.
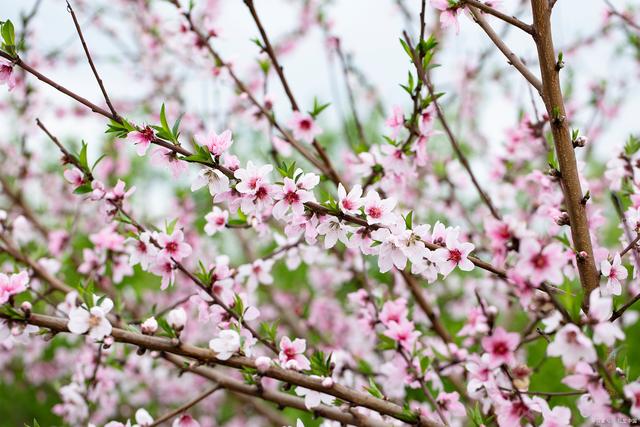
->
492 341 508 356
367 206 382 219
255 186 268 200
89 314 102 328
165 241 178 254
299 119 312 131
448 249 462 264
531 253 548 269
284 191 299 204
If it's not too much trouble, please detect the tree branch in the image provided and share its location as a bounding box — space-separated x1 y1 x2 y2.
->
463 0 533 34
467 7 543 94
531 0 600 302
66 1 119 119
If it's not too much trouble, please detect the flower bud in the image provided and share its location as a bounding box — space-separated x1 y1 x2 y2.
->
573 135 587 148
167 308 187 331
103 336 114 349
20 301 32 316
141 316 158 335
255 356 272 373
322 377 334 388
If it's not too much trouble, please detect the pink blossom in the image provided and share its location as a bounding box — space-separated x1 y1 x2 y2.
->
624 382 640 418
431 0 464 33
600 253 627 296
235 161 273 194
379 298 408 326
191 168 230 196
432 233 475 277
63 168 84 187
149 254 175 290
195 129 233 156
0 271 29 304
481 327 519 367
384 319 420 350
588 289 624 346
151 148 188 177
363 190 396 225
288 111 321 143
516 238 566 285
157 229 192 261
533 397 572 427
272 177 315 219
436 391 466 419
279 336 311 370
130 126 155 156
337 183 363 214
0 59 17 90
385 105 404 138
317 216 350 249
547 324 596 367
90 226 125 251
204 207 228 235
125 232 158 270
238 259 274 290
172 414 200 427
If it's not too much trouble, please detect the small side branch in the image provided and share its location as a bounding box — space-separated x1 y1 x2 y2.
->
66 1 119 119
464 0 533 34
467 6 543 94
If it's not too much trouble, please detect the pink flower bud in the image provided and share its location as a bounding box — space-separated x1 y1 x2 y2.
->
103 336 114 349
167 308 186 331
20 301 32 314
141 316 158 335
255 356 272 373
322 377 334 388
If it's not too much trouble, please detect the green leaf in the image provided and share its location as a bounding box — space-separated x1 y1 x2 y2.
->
157 316 177 338
364 377 383 399
73 183 92 195
105 119 133 138
399 38 413 59
78 141 89 171
376 333 397 351
259 321 278 343
165 218 179 235
624 135 640 156
309 351 333 377
1 19 15 50
309 97 331 119
233 293 245 319
160 103 170 134
404 210 413 230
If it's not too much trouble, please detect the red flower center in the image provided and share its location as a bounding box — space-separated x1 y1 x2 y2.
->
284 191 299 205
165 241 178 254
492 340 509 356
283 346 297 359
531 253 548 269
299 118 312 131
448 249 462 264
255 185 269 200
367 206 382 219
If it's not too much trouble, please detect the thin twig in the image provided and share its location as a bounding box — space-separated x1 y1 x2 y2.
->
401 32 502 220
463 0 533 34
467 7 543 94
66 1 119 119
149 386 220 427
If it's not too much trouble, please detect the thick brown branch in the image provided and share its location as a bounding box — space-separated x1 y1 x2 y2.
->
531 0 600 302
10 312 442 427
